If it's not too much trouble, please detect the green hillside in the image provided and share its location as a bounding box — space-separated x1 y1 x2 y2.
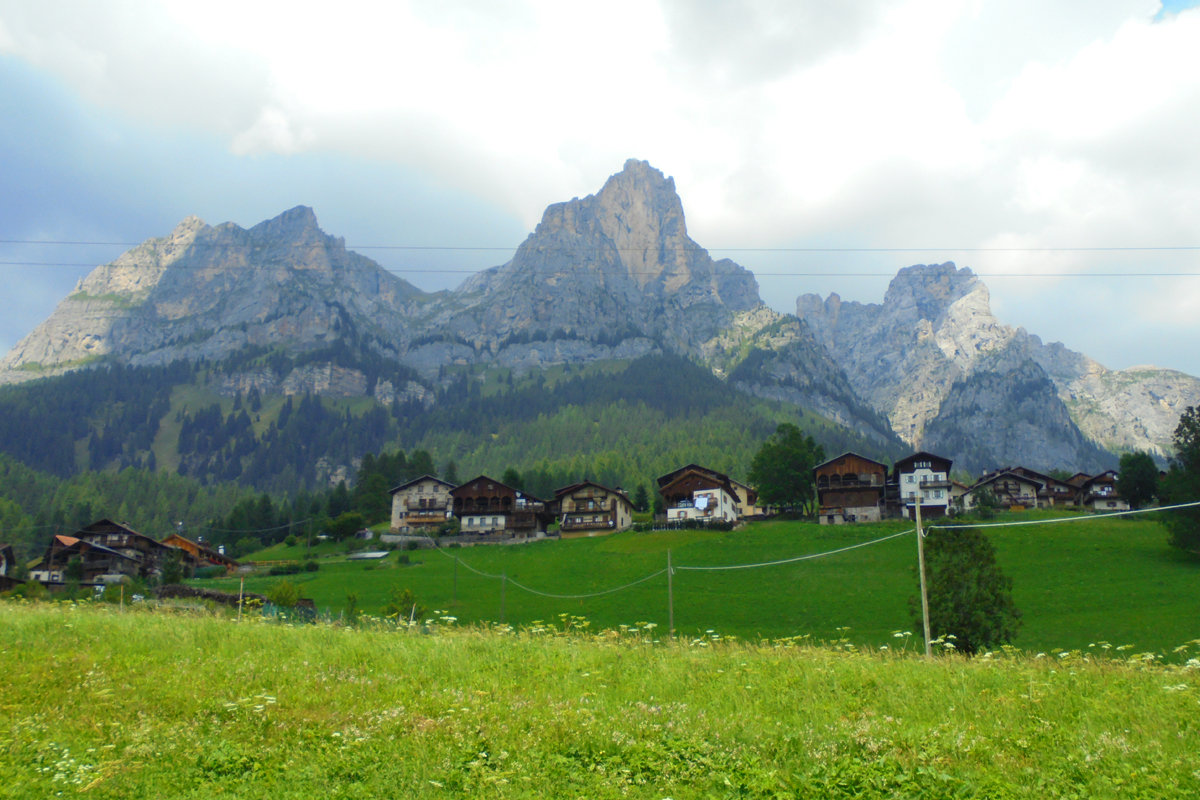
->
3 602 1197 798
208 511 1200 655
0 352 904 500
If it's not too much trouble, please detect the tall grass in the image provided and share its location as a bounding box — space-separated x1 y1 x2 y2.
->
1 601 1198 798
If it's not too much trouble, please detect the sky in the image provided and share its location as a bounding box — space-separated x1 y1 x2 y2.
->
2 0 1199 374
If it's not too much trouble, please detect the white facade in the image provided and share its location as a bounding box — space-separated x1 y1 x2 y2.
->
898 460 951 519
667 487 739 523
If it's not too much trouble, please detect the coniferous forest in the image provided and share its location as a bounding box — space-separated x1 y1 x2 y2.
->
0 351 904 559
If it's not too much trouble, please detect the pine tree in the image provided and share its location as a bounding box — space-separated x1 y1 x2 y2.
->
633 484 649 512
913 525 1021 654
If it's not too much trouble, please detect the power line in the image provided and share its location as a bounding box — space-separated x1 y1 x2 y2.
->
927 500 1200 532
673 528 914 571
3 239 1200 252
1 261 1198 279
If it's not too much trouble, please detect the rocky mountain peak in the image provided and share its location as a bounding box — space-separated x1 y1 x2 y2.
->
248 205 325 243
882 262 983 325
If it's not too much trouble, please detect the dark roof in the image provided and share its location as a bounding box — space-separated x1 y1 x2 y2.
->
656 463 730 488
75 518 164 545
1067 472 1093 487
969 470 1046 492
388 475 458 494
451 475 545 503
553 480 634 506
658 466 738 498
814 451 889 471
893 452 953 472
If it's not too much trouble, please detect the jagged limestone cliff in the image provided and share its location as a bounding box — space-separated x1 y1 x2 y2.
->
796 263 1200 466
0 160 899 446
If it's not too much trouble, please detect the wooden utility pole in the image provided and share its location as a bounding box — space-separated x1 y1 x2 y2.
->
237 576 245 624
915 494 932 658
667 549 674 638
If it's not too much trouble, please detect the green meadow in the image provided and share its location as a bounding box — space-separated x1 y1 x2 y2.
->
212 511 1200 654
1 602 1198 798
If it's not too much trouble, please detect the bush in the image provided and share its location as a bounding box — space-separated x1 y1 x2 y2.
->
194 566 228 580
303 561 319 572
268 564 302 576
266 580 300 608
398 554 410 565
284 534 298 547
404 541 420 551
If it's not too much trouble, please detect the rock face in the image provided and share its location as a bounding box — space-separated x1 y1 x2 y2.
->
0 206 430 383
0 160 898 445
921 343 1114 474
797 263 1199 469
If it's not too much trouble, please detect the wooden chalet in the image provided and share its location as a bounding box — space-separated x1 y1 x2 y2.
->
978 466 1078 507
0 543 24 592
552 481 635 537
963 470 1044 511
450 475 552 537
890 452 954 520
657 464 740 523
814 452 887 524
29 520 178 586
389 475 456 533
161 532 239 570
29 534 141 585
1078 470 1129 511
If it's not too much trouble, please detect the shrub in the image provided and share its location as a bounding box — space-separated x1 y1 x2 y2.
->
266 580 300 608
284 534 298 547
303 561 319 572
404 541 420 551
268 564 302 576
194 566 228 580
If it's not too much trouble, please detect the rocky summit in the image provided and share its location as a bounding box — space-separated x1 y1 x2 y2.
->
3 160 1195 472
0 160 897 446
796 263 1200 470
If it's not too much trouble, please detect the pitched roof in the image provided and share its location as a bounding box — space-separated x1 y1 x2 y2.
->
893 451 953 471
968 470 1046 492
451 475 545 503
552 480 634 506
656 463 730 488
388 475 458 494
814 452 888 471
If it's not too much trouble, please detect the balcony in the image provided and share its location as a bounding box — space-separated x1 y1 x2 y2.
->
561 516 615 531
406 499 449 511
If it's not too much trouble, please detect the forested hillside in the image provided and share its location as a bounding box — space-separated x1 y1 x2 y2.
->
0 353 901 494
0 353 906 562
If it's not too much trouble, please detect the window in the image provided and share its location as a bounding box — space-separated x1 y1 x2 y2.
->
906 475 914 484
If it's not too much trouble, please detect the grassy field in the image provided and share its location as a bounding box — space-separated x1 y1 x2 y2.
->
1 602 1197 798
210 511 1200 654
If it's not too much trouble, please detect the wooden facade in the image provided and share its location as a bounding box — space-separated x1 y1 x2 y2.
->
1079 470 1129 511
161 532 240 570
963 470 1045 510
450 475 552 536
390 475 456 532
29 520 180 586
814 452 887 524
553 481 635 537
